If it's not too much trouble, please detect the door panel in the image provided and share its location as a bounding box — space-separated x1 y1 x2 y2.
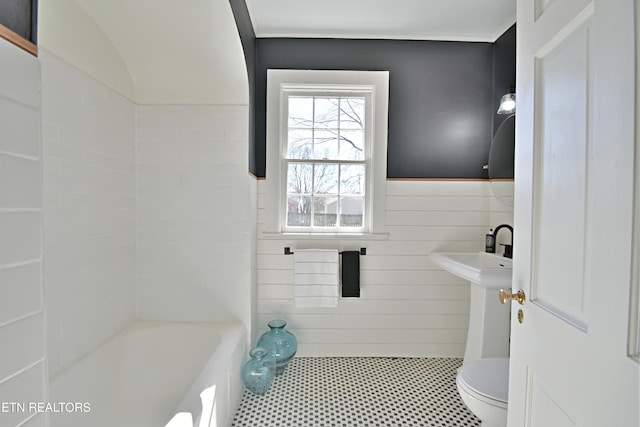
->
532 18 591 329
527 370 577 427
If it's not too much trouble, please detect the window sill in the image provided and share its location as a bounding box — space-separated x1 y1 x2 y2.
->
260 231 389 240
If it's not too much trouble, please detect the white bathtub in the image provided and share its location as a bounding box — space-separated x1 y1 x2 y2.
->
49 321 246 427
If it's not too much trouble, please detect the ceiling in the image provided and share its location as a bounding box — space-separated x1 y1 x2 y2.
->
74 0 249 104
244 0 516 42
40 0 249 104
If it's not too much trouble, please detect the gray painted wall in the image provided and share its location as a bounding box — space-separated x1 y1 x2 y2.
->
229 0 257 173
228 3 516 179
255 38 494 179
492 25 517 136
0 0 36 43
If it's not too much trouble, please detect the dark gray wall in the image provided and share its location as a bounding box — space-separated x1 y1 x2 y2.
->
227 2 516 179
228 0 257 174
255 38 495 179
0 0 36 43
492 25 517 136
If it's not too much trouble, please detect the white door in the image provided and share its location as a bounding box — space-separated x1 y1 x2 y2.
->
509 0 640 425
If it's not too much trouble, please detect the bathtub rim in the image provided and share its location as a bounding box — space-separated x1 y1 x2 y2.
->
48 320 247 427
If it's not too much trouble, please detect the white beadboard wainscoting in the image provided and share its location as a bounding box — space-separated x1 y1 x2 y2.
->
256 180 514 357
0 38 47 427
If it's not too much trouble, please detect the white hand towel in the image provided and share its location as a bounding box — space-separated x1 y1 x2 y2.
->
294 249 339 308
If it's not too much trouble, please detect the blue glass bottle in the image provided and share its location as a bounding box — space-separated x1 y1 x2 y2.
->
241 347 275 395
256 319 298 375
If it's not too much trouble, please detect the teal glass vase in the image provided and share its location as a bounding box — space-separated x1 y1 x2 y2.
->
241 347 275 395
256 319 298 375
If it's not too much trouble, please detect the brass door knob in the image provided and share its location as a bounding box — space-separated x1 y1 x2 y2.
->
499 289 526 305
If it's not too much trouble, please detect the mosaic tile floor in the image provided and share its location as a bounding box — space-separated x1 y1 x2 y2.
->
231 357 480 427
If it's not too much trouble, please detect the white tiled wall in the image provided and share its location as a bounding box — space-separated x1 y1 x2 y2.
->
39 52 254 376
256 179 514 357
136 105 252 330
0 38 46 427
41 50 137 377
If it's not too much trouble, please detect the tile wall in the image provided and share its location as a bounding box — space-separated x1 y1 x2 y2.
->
41 50 137 377
136 105 253 329
40 51 255 377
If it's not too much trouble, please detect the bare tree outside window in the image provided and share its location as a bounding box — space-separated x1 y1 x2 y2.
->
286 95 367 229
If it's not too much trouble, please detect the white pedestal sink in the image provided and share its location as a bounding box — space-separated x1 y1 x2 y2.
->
430 252 513 365
430 252 512 289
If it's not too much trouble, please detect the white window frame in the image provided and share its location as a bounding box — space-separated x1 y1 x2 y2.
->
264 69 389 237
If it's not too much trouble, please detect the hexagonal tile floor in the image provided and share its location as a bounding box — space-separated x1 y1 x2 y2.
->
232 357 480 427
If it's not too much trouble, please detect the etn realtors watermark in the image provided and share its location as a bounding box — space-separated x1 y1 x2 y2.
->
1 401 91 413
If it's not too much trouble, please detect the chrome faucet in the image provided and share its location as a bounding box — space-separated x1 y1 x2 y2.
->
493 224 513 258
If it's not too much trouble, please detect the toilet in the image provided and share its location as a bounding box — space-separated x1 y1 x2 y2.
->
454 282 510 426
456 357 509 427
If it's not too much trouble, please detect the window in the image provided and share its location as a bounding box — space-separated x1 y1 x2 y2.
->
284 92 369 231
265 70 389 236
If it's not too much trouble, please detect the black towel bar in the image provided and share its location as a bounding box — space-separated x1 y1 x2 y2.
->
284 247 366 256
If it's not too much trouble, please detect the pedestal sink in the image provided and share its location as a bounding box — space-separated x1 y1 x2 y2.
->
429 252 512 289
430 252 513 364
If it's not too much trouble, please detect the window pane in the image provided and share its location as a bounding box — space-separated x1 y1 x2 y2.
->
314 164 339 194
288 97 313 128
314 97 339 129
314 130 338 159
340 164 365 195
288 129 313 159
340 98 366 129
287 163 313 194
339 129 365 160
287 196 311 226
313 196 338 227
280 84 374 232
340 197 364 227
